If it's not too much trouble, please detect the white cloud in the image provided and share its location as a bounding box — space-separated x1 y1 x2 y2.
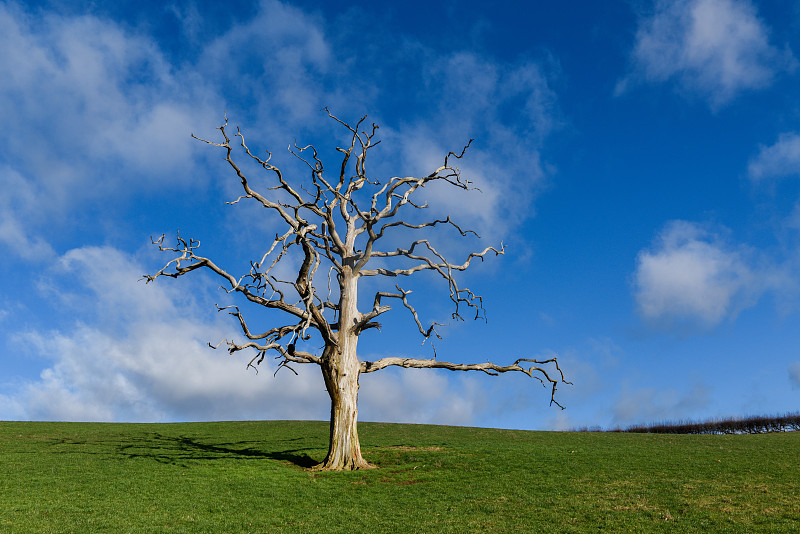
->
2 246 330 422
0 3 217 259
359 367 488 426
633 221 759 328
619 0 794 107
14 321 330 422
0 4 211 182
748 132 800 181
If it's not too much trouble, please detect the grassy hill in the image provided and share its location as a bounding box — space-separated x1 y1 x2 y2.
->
1 420 798 532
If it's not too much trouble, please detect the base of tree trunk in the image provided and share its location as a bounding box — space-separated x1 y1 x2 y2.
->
318 347 374 471
311 458 376 471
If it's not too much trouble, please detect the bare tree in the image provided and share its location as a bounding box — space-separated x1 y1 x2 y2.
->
144 110 569 470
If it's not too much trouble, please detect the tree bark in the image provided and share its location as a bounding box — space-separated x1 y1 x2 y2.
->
315 268 374 470
317 357 372 470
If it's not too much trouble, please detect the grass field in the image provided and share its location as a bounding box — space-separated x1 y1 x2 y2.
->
1 420 799 533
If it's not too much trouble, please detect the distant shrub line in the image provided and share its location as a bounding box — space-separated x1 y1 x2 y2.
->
596 412 800 435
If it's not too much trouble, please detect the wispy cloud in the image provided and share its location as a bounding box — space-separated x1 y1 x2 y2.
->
0 0 559 259
618 0 794 107
0 3 211 181
789 362 800 389
388 52 559 239
198 0 336 129
0 3 216 259
748 132 800 181
0 167 56 261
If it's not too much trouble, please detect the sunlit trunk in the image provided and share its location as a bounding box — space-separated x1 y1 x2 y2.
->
315 268 373 470
317 354 371 470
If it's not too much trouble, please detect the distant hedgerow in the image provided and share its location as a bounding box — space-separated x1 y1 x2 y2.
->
614 412 800 435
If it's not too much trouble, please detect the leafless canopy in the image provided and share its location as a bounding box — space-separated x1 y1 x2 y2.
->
144 109 569 408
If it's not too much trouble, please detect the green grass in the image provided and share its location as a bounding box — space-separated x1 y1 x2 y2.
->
1 421 799 532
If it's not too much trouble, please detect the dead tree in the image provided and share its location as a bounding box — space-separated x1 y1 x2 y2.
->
144 110 569 470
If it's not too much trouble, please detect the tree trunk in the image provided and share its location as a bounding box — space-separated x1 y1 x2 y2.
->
315 267 374 471
316 357 373 470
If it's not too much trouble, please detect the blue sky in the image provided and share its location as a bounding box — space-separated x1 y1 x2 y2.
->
1 0 800 430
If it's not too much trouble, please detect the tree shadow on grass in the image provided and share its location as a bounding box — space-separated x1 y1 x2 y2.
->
113 434 320 469
176 436 319 468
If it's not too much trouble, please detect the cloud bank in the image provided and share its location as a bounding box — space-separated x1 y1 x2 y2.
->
1 244 500 424
4 246 331 422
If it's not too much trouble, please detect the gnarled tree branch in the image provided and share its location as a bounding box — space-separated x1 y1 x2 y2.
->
361 357 571 409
